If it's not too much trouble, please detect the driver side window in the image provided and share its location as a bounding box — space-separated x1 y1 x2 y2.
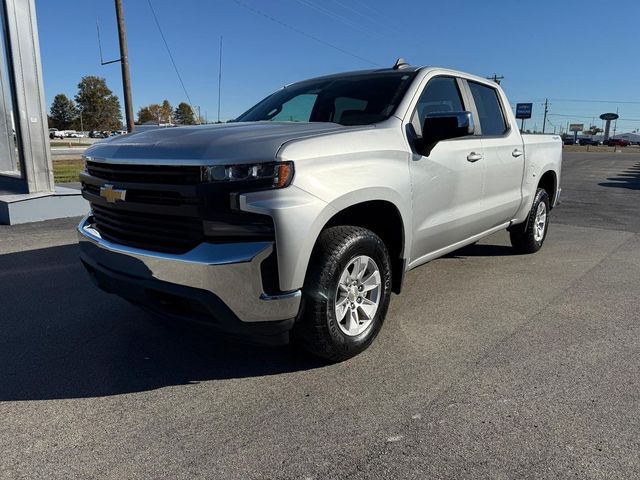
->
411 77 464 136
269 94 317 122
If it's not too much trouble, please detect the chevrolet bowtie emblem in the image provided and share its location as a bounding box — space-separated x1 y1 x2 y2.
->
100 184 127 203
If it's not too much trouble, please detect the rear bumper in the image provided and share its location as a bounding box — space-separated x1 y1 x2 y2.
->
77 215 301 341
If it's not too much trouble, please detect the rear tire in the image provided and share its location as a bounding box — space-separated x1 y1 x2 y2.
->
292 226 392 362
509 188 550 254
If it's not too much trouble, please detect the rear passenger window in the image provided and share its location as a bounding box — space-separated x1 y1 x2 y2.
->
412 77 464 136
468 82 507 136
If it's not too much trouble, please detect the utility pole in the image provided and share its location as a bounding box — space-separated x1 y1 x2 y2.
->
542 98 549 134
487 74 504 85
217 36 223 123
115 0 134 133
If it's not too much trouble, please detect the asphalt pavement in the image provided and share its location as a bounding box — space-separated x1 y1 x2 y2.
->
0 151 638 479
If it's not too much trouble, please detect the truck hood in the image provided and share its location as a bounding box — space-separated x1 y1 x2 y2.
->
84 122 367 164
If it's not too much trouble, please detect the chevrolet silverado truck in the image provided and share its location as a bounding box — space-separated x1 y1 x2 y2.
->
78 62 562 362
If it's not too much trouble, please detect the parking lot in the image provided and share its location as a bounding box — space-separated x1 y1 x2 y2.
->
1 151 638 479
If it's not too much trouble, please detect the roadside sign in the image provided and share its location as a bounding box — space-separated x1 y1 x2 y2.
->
600 113 618 141
515 103 532 119
569 123 584 132
599 113 619 121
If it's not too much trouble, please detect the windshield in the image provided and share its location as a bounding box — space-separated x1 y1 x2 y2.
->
235 71 417 126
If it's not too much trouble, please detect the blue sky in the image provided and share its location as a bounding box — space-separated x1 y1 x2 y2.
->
36 0 640 132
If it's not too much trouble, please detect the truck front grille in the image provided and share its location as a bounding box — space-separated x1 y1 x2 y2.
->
83 183 200 207
92 204 204 253
81 161 275 254
86 161 201 185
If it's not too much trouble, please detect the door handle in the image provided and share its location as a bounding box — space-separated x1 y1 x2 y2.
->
467 152 483 162
512 149 524 158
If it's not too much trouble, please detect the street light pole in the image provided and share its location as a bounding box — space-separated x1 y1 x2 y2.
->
114 0 134 133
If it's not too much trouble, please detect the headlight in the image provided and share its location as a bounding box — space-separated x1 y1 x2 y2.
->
201 161 294 189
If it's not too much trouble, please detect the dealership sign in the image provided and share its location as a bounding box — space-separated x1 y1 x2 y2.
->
599 113 619 121
569 123 584 132
515 103 533 119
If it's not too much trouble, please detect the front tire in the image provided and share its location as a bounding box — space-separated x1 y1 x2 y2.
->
292 226 392 362
509 188 550 254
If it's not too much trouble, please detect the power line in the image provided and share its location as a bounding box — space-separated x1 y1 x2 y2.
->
291 0 382 39
512 98 640 107
548 113 640 122
549 98 640 105
548 113 595 119
349 0 394 24
146 0 194 108
231 0 382 67
332 0 402 34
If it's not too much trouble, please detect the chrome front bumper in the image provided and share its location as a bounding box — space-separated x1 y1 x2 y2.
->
77 215 301 323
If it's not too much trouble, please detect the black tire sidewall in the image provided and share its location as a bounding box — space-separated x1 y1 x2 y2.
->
530 189 550 249
298 227 392 360
324 235 391 349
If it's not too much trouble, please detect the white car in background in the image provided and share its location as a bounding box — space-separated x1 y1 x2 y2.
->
49 129 65 139
66 131 85 138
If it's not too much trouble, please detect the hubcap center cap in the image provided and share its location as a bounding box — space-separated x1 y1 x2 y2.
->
347 286 358 302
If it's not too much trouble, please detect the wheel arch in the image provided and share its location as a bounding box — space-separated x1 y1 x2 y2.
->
538 170 558 207
317 199 407 294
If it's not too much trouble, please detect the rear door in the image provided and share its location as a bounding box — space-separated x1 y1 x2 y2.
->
465 80 525 226
408 76 487 264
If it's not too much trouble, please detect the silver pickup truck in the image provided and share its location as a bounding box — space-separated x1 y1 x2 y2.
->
78 62 562 361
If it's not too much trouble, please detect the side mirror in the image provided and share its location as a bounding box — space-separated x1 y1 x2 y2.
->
416 111 475 156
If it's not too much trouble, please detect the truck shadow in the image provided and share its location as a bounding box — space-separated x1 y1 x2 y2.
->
0 244 323 401
599 162 640 190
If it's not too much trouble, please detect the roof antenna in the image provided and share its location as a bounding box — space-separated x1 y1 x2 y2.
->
393 58 409 70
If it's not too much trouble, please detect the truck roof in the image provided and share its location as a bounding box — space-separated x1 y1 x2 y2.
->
285 66 423 87
286 65 499 91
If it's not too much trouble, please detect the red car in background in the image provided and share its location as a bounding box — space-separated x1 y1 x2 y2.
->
603 138 630 147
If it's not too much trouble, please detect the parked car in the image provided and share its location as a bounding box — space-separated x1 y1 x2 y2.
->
78 63 562 361
603 138 629 147
577 138 599 146
89 131 108 138
50 130 66 139
67 132 86 138
563 137 575 145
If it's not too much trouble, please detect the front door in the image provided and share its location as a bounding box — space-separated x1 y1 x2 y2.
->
408 76 487 264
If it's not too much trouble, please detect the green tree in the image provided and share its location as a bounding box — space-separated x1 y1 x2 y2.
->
583 126 603 136
49 93 78 130
74 76 122 130
137 103 164 124
137 101 174 124
160 99 173 124
174 102 195 125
